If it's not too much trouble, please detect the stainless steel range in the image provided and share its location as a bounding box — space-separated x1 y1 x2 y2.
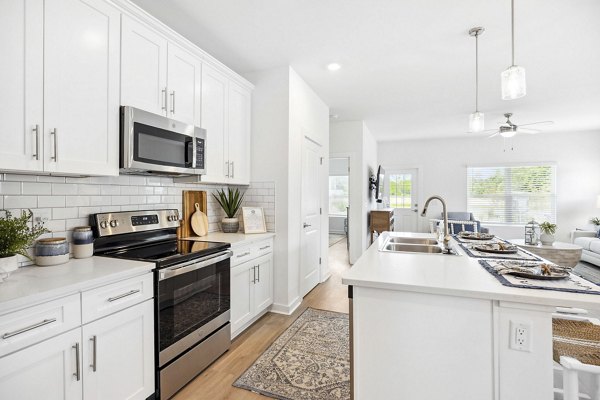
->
90 209 232 399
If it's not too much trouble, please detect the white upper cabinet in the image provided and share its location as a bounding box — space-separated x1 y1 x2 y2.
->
44 0 120 176
167 44 202 126
0 0 119 176
121 17 201 126
227 81 251 185
0 0 44 172
200 64 229 183
121 15 168 116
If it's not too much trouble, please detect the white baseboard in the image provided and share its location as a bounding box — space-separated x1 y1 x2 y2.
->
320 271 331 283
270 296 301 315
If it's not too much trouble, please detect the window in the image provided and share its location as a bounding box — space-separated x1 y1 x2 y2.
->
389 173 412 209
329 176 349 215
467 164 556 225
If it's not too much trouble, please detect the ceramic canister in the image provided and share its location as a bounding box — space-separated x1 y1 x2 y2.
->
35 237 69 266
72 226 94 259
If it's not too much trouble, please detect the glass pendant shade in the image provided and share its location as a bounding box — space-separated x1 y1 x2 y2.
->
500 130 517 138
501 65 526 100
469 111 485 133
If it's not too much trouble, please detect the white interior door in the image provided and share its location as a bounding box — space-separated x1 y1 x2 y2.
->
388 169 419 232
300 137 322 297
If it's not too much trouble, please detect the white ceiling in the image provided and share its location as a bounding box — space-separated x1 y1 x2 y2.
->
131 0 600 141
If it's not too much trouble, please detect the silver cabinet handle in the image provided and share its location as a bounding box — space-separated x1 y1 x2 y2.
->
161 88 167 111
170 91 175 114
303 223 311 228
236 251 251 258
32 125 40 160
2 318 57 339
50 128 58 161
107 289 140 302
73 342 81 381
225 161 230 177
259 245 270 251
231 161 234 179
257 265 260 283
90 335 97 372
252 265 256 284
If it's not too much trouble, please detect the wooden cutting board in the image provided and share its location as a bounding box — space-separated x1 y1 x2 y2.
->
190 203 209 236
181 191 207 238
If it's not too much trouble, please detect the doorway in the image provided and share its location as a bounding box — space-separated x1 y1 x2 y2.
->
387 168 419 232
328 157 349 249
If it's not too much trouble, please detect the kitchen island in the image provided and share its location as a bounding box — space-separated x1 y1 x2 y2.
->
342 232 600 400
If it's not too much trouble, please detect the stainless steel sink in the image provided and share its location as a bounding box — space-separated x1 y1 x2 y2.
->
381 243 443 253
387 237 438 245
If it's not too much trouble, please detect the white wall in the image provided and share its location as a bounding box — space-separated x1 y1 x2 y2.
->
330 121 378 264
246 66 329 314
378 130 600 242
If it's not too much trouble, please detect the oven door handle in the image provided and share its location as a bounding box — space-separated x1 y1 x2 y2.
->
159 250 232 281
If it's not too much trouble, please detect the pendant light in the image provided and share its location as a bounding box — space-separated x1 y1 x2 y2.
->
501 0 526 100
469 27 485 133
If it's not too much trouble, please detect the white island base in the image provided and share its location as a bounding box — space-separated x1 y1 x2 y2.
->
344 232 600 400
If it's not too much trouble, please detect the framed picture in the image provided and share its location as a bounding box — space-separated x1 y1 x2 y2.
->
242 207 267 234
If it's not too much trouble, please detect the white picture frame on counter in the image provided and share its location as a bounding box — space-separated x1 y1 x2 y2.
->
242 207 267 234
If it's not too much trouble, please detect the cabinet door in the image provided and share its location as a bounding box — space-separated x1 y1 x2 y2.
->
231 260 254 337
167 44 201 126
82 299 154 400
200 64 229 183
0 0 44 172
44 0 120 176
254 254 273 313
0 328 82 400
227 81 251 185
121 15 168 116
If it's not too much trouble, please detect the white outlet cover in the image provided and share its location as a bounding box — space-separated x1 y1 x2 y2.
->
509 320 532 352
34 209 52 224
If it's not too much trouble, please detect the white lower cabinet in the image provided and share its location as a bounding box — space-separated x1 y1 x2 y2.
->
0 273 155 400
231 250 273 338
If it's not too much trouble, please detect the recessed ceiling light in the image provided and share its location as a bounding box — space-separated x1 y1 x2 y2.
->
327 63 341 71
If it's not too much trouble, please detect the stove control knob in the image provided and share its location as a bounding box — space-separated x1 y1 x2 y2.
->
100 221 108 229
167 215 176 222
109 220 119 228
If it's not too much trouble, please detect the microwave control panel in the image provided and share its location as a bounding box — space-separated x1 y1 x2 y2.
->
195 137 205 169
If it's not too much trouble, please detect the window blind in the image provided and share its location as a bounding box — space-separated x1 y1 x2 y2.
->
467 164 556 225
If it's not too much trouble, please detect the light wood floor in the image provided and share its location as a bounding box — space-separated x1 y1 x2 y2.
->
173 240 351 400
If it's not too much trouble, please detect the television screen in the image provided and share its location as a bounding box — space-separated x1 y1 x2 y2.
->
375 165 385 203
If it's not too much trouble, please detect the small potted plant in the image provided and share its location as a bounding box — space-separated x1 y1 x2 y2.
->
539 221 557 245
212 188 245 233
0 210 49 276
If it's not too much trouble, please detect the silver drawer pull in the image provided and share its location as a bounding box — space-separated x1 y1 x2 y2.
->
259 245 270 251
2 318 57 339
90 335 97 372
107 289 140 302
236 251 251 258
73 342 81 381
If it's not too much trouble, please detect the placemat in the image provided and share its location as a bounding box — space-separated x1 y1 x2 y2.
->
479 260 600 295
453 235 543 261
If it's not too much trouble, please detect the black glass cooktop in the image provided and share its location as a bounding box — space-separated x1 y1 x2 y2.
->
101 239 229 268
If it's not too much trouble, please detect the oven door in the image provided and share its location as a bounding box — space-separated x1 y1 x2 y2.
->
157 250 232 366
121 106 204 175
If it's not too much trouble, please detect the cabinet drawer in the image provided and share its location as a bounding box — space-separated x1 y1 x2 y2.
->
82 273 153 324
0 293 80 357
254 239 273 257
231 245 255 267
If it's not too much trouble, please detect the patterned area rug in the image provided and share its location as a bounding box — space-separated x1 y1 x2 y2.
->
233 308 350 400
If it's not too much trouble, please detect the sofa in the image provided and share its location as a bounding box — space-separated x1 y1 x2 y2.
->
429 212 489 235
571 230 600 267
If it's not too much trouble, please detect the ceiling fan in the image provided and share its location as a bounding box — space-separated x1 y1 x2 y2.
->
486 113 554 138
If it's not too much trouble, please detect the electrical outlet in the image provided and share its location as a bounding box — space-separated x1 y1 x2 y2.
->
33 209 51 225
510 320 532 352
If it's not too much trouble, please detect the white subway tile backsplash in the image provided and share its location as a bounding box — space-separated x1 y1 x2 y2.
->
22 182 52 195
38 195 66 208
78 184 101 195
52 183 78 195
45 219 66 232
129 176 146 185
4 174 36 182
37 176 66 183
120 186 138 195
53 207 78 219
111 196 130 206
101 185 120 195
66 177 91 184
0 182 22 195
4 195 37 209
66 196 90 207
138 186 154 195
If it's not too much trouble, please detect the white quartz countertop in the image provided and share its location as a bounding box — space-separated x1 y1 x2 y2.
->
342 232 600 310
184 231 275 247
0 256 154 314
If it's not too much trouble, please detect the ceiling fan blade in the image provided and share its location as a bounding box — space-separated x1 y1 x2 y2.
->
517 127 541 134
519 121 554 127
488 131 500 138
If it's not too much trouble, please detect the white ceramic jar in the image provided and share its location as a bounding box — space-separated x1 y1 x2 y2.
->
72 226 94 259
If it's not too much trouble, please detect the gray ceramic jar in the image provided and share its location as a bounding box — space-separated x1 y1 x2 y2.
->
35 237 69 266
72 226 94 259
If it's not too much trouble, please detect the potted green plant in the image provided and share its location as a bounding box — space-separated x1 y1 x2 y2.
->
212 188 245 233
539 221 557 245
0 210 49 276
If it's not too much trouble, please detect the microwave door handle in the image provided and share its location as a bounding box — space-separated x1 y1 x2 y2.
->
185 138 194 168
159 250 233 281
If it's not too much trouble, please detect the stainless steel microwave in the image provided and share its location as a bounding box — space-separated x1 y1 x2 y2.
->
120 106 205 176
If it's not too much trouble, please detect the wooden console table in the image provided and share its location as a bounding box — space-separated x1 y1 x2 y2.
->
510 239 583 267
370 209 394 244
